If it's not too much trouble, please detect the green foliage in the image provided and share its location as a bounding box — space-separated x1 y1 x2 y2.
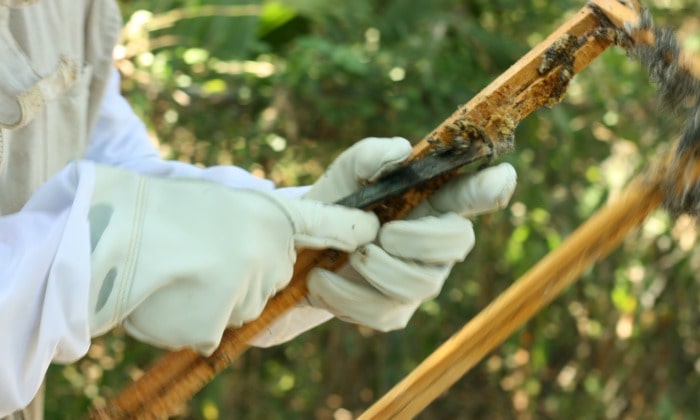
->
46 0 700 418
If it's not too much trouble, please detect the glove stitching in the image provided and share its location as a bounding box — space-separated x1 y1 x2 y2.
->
114 176 147 327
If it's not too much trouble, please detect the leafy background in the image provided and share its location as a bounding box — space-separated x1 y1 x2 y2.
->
45 0 700 418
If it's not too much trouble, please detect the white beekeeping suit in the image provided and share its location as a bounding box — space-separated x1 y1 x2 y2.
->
0 0 121 213
1 2 119 418
0 1 517 418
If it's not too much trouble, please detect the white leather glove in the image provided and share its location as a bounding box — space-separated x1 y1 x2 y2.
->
87 164 379 354
304 137 517 331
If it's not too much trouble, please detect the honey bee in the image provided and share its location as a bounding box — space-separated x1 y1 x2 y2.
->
488 111 517 157
538 39 577 108
538 33 581 76
590 26 632 48
426 118 483 156
446 118 480 139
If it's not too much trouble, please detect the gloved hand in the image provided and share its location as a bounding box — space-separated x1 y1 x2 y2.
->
87 165 379 354
303 137 517 331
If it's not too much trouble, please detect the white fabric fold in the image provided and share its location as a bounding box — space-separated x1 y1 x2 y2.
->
0 162 94 415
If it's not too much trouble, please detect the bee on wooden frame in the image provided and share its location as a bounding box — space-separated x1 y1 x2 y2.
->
538 33 581 76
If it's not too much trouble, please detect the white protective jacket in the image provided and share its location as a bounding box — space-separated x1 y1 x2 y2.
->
0 1 330 417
